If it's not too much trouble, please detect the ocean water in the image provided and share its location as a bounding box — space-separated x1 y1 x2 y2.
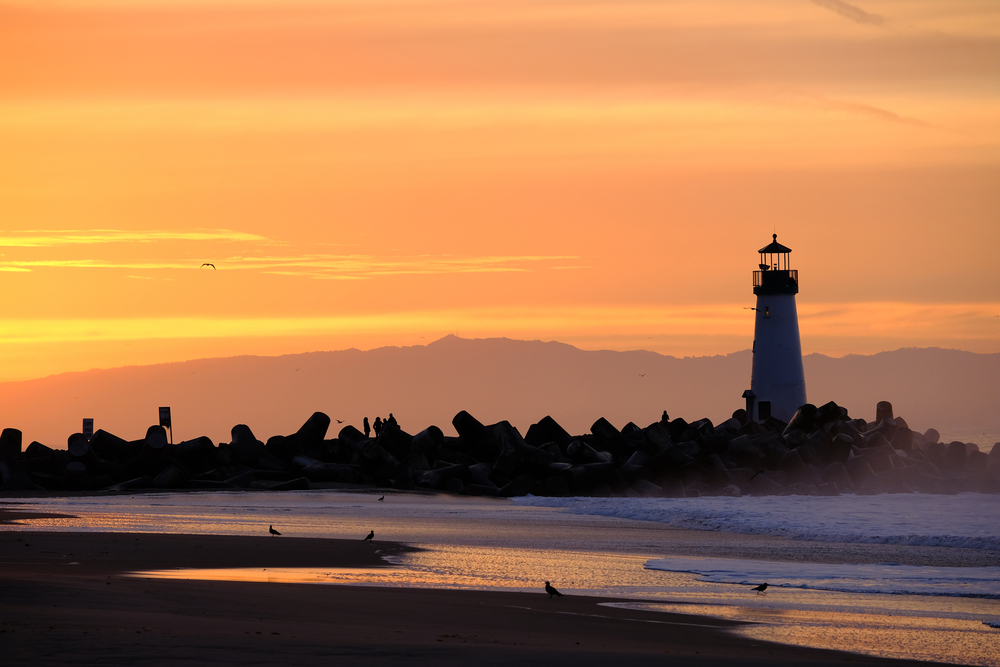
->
3 490 999 665
512 494 1000 553
643 558 1000 598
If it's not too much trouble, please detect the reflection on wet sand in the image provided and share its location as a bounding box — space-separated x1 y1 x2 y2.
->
610 602 1000 667
134 543 1000 667
9 492 1000 666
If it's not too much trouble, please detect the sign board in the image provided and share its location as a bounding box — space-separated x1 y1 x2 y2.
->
82 418 94 438
158 407 172 429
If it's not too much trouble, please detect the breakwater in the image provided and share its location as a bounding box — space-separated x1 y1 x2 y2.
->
1 401 997 496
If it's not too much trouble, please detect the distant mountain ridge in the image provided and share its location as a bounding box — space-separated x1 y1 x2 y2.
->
1 335 997 448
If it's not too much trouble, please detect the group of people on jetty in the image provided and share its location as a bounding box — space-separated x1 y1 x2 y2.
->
363 414 398 439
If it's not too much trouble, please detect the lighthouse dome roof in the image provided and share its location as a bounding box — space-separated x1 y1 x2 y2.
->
759 233 791 254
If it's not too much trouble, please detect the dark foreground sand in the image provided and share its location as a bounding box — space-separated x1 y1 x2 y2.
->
0 517 943 666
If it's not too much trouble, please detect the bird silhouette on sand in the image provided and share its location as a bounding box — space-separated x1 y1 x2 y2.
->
544 581 563 598
378 496 385 501
751 583 768 594
201 263 216 270
363 530 374 542
269 525 281 537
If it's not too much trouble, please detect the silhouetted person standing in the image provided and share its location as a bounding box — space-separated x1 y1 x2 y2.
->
661 410 670 425
387 413 397 428
363 417 370 438
373 417 382 437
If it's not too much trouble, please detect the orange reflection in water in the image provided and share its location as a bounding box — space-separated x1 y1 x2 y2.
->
134 545 663 594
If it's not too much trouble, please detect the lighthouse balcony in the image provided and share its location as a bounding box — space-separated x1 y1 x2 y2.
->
753 269 798 295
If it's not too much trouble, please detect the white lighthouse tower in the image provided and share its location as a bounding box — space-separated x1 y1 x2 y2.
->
744 234 807 423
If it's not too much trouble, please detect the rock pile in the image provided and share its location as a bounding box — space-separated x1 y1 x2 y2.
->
1 401 998 496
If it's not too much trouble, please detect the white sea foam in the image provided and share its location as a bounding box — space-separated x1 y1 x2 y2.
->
644 556 1000 599
512 493 1000 551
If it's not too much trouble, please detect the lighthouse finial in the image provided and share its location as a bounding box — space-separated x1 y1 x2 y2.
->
773 233 777 242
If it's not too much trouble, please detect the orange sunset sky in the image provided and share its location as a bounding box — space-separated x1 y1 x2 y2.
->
1 0 998 383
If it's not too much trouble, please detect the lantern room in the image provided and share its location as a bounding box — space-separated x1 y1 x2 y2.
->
753 234 798 295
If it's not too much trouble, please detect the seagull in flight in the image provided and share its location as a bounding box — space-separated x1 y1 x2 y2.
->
269 525 281 537
201 263 216 270
336 419 344 424
544 581 563 598
751 583 768 595
363 530 374 542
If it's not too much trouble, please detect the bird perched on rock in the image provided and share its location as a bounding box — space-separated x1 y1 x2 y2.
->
363 530 374 542
751 583 768 594
269 525 281 537
544 581 563 598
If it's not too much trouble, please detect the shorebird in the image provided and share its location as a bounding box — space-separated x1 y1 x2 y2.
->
201 263 216 270
378 496 385 501
269 525 281 537
363 530 374 542
544 581 563 598
751 583 768 595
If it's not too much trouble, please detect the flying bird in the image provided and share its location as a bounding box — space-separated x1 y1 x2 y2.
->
751 583 768 595
544 581 563 598
201 263 216 270
363 530 374 542
336 419 344 424
269 525 281 537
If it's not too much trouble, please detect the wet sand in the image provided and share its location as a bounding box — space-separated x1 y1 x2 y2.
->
1 527 943 666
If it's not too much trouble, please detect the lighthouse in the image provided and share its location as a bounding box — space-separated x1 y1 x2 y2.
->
744 234 806 423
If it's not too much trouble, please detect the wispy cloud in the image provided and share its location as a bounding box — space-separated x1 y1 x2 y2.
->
0 302 995 347
0 229 270 248
810 0 885 27
0 253 581 278
795 92 934 129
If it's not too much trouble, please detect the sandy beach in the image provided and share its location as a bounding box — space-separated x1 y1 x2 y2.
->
0 507 952 667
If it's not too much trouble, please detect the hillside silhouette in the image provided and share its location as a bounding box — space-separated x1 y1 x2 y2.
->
0 335 997 448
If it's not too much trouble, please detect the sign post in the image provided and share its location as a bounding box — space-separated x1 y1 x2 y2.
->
158 407 173 445
82 418 94 440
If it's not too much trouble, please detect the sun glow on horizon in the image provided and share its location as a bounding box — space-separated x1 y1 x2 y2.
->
0 0 997 384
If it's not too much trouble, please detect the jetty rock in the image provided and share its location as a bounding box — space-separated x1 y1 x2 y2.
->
2 402 998 496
